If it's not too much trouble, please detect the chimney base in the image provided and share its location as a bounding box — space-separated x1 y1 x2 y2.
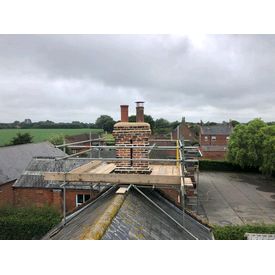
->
114 167 152 174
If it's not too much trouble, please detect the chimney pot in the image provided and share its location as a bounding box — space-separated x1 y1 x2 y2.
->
136 101 144 122
120 105 129 122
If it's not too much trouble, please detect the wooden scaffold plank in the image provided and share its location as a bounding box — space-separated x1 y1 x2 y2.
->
43 172 181 186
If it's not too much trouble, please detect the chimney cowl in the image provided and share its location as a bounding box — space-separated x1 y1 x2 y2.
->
135 101 145 122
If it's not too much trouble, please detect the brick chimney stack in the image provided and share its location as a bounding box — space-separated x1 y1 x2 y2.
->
136 101 144 122
113 102 151 174
120 105 129 122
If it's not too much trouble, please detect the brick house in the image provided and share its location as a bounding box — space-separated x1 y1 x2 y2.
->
199 123 233 160
13 158 105 213
171 118 198 144
0 142 65 207
0 142 104 213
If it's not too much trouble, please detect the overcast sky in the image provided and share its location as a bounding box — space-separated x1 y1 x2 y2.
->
0 34 274 123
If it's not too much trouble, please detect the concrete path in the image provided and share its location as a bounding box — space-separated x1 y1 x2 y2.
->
199 172 275 226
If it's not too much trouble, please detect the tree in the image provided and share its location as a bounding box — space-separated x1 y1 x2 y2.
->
155 118 170 129
227 118 275 175
11 133 33 145
230 120 240 127
228 118 266 168
170 120 180 130
154 118 171 134
260 125 275 175
95 115 116 132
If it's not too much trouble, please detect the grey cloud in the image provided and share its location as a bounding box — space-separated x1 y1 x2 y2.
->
0 34 274 123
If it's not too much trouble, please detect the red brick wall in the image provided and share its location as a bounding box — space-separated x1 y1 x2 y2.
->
149 140 177 159
200 134 229 146
158 188 181 208
14 188 54 208
172 124 197 142
113 122 151 172
13 188 99 213
65 189 98 213
201 151 226 160
0 181 15 207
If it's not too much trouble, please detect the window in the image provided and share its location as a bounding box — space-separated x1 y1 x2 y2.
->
76 194 91 207
204 136 208 140
211 136 216 140
226 136 230 140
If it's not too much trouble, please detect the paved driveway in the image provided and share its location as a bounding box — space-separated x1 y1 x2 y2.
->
199 172 275 226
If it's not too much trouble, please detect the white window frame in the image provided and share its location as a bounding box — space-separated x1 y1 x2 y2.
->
76 194 91 207
204 136 208 140
211 136 216 140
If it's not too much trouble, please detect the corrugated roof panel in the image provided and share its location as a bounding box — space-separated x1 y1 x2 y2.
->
0 142 66 184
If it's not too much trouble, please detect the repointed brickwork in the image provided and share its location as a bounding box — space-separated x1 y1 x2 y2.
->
113 102 151 174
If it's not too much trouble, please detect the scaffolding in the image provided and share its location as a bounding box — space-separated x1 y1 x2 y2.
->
44 137 201 225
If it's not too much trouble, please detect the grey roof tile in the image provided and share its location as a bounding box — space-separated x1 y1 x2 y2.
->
44 186 213 240
0 142 66 184
13 158 93 189
102 188 213 240
201 124 233 135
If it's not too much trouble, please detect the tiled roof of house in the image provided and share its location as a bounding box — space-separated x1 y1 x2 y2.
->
44 186 213 240
0 142 66 185
103 188 212 240
201 124 233 135
13 158 96 189
201 145 228 152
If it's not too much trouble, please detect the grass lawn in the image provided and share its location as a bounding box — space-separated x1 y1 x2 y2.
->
0 128 103 146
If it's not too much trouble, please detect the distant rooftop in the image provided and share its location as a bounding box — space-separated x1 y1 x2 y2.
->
0 142 66 185
201 124 233 135
13 157 92 189
201 145 227 152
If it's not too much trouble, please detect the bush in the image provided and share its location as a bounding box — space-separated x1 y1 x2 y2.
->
10 132 33 145
199 159 259 173
48 134 64 145
213 224 275 240
0 205 61 240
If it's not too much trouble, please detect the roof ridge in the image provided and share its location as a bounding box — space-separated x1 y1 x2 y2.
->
0 141 51 151
79 193 127 240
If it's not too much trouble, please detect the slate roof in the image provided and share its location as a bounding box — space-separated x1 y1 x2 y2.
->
103 188 212 240
201 124 233 135
44 187 213 240
0 142 66 185
44 187 117 240
13 158 96 189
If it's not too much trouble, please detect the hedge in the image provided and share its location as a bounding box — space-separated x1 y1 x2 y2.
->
213 224 275 240
0 205 61 240
199 159 259 173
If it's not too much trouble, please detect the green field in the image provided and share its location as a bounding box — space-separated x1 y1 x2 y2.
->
0 128 103 146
